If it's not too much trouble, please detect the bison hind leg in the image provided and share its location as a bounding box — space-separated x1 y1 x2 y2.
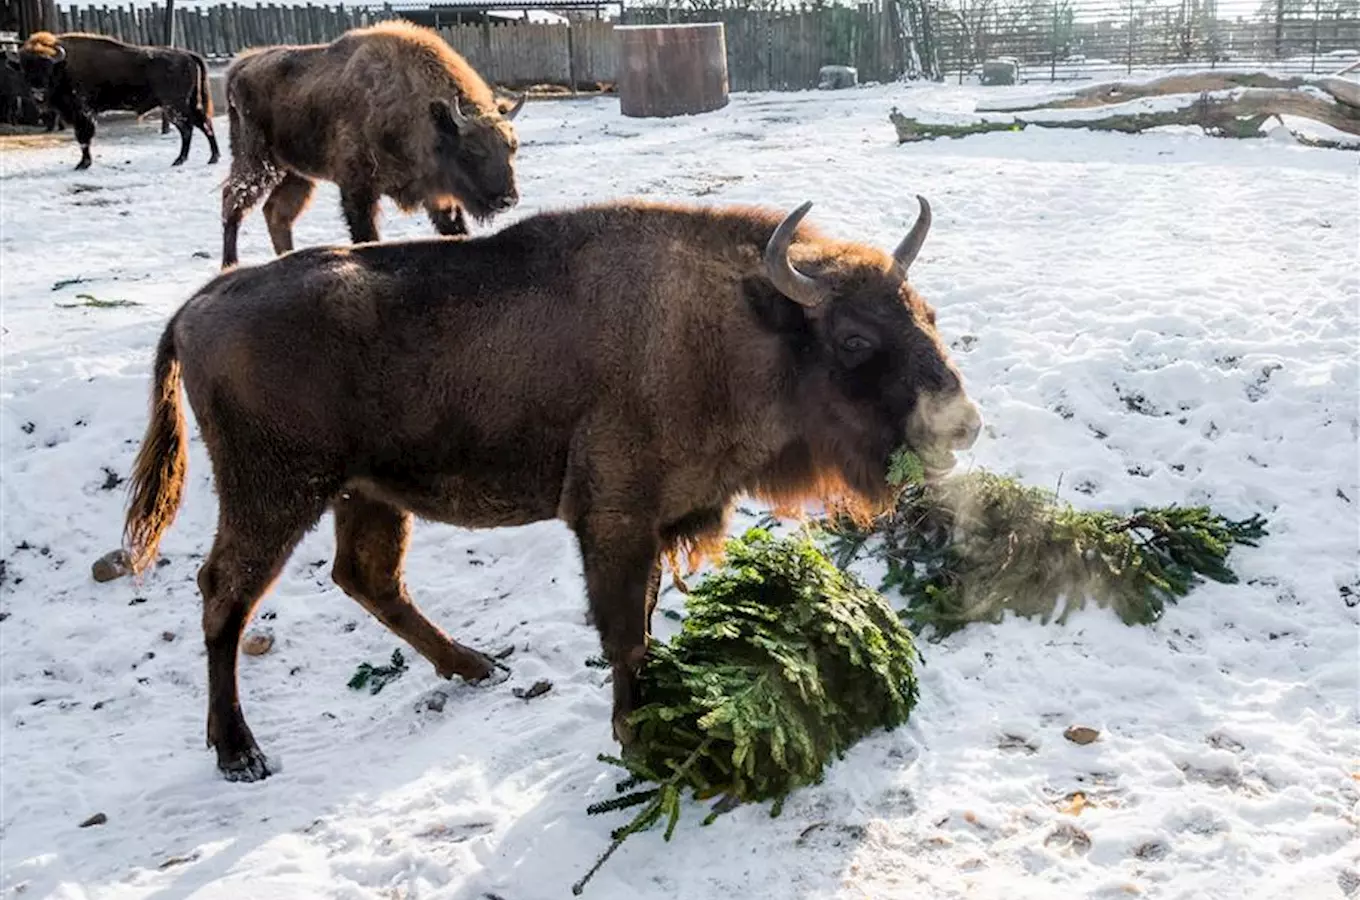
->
263 173 316 257
199 488 332 781
331 489 497 683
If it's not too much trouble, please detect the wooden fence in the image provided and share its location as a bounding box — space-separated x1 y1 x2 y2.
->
51 3 905 91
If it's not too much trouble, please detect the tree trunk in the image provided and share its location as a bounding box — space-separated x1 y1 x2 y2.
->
891 89 1360 146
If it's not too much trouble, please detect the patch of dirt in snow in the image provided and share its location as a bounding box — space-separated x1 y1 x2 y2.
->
1 84 1356 900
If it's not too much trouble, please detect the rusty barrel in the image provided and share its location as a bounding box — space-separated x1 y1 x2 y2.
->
616 23 730 119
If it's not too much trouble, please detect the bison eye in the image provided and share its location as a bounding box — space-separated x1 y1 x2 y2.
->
841 335 872 353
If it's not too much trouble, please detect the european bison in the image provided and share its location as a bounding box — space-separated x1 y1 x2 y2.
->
117 197 982 781
220 20 525 269
7 31 218 170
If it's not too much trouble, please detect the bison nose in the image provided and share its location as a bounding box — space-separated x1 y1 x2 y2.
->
951 401 983 451
492 192 518 212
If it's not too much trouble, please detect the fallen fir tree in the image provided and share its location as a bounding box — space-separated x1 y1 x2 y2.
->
890 70 1360 149
573 456 1266 892
819 455 1268 638
573 527 920 894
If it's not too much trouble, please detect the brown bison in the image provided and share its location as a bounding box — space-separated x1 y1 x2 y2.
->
6 31 218 170
220 20 525 269
117 197 982 781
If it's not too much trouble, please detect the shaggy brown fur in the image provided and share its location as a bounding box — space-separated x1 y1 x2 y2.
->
220 20 525 269
119 198 982 782
10 31 217 170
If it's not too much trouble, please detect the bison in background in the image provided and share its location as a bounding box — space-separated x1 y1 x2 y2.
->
7 31 218 170
220 20 525 269
114 195 982 781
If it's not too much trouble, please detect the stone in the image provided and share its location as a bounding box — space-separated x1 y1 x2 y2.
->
241 629 274 657
91 548 131 583
817 65 858 90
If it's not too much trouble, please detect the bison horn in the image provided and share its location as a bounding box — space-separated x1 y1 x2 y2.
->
764 200 825 309
892 195 932 272
504 92 527 121
449 95 471 128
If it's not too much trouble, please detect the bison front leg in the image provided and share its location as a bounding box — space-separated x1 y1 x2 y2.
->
338 183 381 246
69 108 95 170
575 511 660 747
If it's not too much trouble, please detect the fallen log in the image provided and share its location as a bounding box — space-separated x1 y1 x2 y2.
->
977 70 1360 113
891 87 1360 148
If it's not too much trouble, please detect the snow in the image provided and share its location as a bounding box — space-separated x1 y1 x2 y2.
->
2 80 1357 900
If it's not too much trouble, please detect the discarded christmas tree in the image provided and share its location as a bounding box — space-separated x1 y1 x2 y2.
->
820 452 1268 638
574 527 920 894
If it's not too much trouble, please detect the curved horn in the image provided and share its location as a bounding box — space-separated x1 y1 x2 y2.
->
52 43 66 63
504 92 527 121
449 94 471 127
763 200 824 309
892 194 932 272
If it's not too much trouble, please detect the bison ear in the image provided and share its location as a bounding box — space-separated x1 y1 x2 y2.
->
430 100 458 135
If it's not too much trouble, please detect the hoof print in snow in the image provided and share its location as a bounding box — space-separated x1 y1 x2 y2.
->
513 679 553 701
419 690 449 713
1045 822 1091 855
1064 725 1101 745
998 733 1038 754
242 629 275 657
1133 839 1170 861
78 812 107 828
161 631 177 643
1338 869 1360 897
493 644 516 660
99 467 124 491
91 548 131 583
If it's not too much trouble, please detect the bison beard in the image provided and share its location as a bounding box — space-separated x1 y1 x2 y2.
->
116 198 982 781
219 20 525 269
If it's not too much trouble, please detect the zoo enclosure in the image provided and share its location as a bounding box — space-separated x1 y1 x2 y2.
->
41 1 1360 89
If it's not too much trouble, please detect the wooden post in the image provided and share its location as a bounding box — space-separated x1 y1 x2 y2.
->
616 22 728 118
164 0 175 46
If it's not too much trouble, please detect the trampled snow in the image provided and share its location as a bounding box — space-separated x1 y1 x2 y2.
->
1 81 1357 899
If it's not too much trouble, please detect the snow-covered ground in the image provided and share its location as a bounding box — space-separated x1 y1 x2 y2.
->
1 81 1356 900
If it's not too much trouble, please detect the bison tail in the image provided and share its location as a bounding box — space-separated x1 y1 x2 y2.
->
195 53 214 120
123 320 189 576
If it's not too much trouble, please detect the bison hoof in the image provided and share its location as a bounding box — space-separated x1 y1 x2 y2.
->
171 158 187 167
74 160 91 171
218 745 272 782
207 155 220 165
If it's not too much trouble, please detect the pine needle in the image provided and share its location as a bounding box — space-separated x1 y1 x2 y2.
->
574 529 920 893
819 468 1268 638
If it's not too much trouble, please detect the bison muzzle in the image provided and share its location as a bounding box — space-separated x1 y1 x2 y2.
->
115 197 980 781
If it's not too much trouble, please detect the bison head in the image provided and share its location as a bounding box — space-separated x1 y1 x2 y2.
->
759 198 982 507
427 94 524 222
10 33 66 107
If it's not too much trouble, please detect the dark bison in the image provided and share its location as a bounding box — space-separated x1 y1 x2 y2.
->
7 31 218 170
220 20 525 269
115 197 982 781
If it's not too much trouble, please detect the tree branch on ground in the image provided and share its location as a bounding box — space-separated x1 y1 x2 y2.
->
891 71 1360 149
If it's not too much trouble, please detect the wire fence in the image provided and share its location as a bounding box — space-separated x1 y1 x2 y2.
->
16 1 1360 86
925 0 1360 81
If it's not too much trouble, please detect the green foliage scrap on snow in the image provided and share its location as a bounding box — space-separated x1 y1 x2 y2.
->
821 454 1268 638
574 527 920 893
347 648 409 695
